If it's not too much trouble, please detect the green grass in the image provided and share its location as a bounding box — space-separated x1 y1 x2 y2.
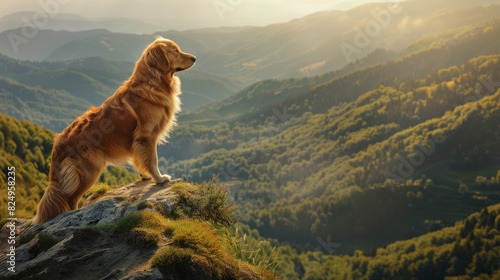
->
82 182 112 199
152 218 277 280
17 232 62 255
98 210 169 248
150 247 194 280
137 200 154 210
19 232 37 245
170 178 238 226
37 233 61 251
221 227 282 273
87 181 280 279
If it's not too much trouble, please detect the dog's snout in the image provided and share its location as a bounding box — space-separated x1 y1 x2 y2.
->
191 56 196 62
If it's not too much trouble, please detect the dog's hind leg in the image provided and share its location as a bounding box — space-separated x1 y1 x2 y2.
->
59 157 104 210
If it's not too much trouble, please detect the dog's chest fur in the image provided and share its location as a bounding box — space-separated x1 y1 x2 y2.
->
155 76 181 144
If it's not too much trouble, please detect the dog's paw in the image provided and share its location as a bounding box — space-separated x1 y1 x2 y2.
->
154 174 172 184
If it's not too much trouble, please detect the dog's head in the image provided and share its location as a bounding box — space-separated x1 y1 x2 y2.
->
140 36 196 78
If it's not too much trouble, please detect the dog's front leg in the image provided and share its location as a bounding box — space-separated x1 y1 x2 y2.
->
132 138 171 184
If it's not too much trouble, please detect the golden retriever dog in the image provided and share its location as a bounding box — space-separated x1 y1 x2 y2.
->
34 36 196 224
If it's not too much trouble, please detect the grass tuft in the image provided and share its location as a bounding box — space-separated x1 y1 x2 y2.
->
37 233 61 251
137 200 154 210
152 218 277 279
170 177 238 226
103 210 170 248
19 232 37 245
150 247 195 280
83 182 112 199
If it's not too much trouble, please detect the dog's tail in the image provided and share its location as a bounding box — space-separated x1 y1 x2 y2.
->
33 181 71 224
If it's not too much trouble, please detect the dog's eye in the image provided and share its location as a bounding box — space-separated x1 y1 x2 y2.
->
174 49 179 53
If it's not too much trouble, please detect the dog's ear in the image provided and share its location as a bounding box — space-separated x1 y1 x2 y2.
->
145 44 171 74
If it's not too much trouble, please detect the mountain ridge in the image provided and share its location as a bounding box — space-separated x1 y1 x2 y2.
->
179 19 500 124
2 1 499 83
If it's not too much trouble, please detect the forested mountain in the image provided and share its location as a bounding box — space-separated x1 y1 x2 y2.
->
157 21 500 253
0 114 53 218
295 203 500 279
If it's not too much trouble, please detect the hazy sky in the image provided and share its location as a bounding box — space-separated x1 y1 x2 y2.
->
1 0 404 28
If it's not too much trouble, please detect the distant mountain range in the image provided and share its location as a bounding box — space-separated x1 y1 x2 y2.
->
180 17 500 124
1 0 499 84
0 12 168 34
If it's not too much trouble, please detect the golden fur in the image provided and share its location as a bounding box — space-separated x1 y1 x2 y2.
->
34 37 196 224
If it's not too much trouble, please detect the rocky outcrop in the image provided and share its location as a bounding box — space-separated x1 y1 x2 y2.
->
0 179 274 280
0 180 177 280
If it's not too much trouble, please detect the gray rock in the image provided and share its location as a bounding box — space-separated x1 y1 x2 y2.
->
26 199 132 239
0 180 182 280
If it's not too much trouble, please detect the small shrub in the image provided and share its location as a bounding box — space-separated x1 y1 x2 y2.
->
222 226 281 273
171 177 239 226
137 201 154 210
